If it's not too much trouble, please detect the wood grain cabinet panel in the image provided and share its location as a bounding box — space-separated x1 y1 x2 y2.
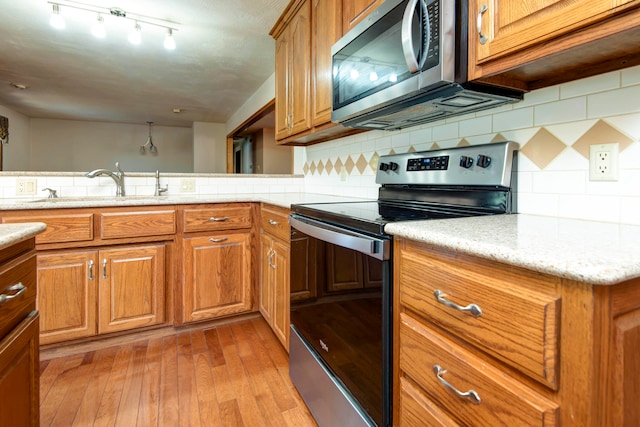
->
100 210 175 239
260 205 290 242
183 204 252 233
0 312 39 427
37 250 97 345
0 252 36 340
399 313 559 427
2 213 93 244
398 247 560 388
182 232 253 323
98 244 166 334
399 377 460 427
343 0 384 33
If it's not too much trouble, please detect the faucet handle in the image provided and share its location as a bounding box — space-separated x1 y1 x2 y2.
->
42 188 58 198
115 162 124 176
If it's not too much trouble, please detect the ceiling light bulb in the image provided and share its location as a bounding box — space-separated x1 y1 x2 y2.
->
164 28 176 50
350 69 359 80
49 4 65 29
128 22 142 45
369 70 379 81
91 14 106 38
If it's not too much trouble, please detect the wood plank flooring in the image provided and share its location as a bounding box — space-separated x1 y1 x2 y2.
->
39 317 318 427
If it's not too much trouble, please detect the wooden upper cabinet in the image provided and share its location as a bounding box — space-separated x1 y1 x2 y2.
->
472 0 612 64
343 0 384 34
311 0 343 126
274 0 311 140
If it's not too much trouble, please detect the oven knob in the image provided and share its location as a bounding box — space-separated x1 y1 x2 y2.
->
379 162 390 171
459 155 473 169
389 162 399 172
477 154 492 168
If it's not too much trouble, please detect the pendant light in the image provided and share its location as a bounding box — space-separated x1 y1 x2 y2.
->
140 121 158 154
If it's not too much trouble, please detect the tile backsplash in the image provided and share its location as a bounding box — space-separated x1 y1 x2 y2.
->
303 65 640 225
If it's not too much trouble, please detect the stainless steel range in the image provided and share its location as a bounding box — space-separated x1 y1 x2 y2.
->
288 141 518 427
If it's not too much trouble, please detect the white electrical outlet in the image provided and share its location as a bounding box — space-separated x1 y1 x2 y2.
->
180 178 196 193
16 178 37 195
589 143 619 181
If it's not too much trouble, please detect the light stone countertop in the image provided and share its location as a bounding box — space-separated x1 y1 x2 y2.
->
385 214 640 286
0 193 363 211
0 223 47 251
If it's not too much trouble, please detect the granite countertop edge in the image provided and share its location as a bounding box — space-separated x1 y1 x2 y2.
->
0 223 47 250
385 213 640 286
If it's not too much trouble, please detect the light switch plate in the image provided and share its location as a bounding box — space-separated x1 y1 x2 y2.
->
16 178 37 195
180 178 196 193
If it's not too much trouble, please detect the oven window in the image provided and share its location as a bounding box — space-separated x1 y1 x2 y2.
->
290 229 388 426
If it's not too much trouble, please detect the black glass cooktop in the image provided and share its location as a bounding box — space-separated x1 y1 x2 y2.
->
291 200 472 236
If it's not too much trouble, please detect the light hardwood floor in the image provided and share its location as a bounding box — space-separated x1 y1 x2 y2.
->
39 317 318 427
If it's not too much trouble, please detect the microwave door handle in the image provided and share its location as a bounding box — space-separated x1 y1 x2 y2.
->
401 0 430 73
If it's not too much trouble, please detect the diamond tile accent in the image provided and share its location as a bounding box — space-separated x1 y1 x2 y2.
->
356 154 368 174
334 158 344 174
303 162 309 175
572 119 635 159
520 128 566 169
408 146 416 152
317 160 325 175
457 139 471 147
429 143 440 150
389 149 397 155
325 159 334 175
310 161 317 175
491 133 507 143
345 156 355 174
369 152 380 173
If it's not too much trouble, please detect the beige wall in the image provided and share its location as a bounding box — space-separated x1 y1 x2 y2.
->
29 119 193 172
0 105 31 171
254 127 292 174
226 73 275 134
193 122 227 173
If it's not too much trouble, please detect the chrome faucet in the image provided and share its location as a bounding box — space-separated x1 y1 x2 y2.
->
154 170 168 196
85 162 125 196
42 188 58 198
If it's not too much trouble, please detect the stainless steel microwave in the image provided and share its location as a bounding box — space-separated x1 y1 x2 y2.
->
331 0 524 131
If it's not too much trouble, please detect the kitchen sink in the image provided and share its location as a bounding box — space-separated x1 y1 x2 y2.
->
26 195 169 203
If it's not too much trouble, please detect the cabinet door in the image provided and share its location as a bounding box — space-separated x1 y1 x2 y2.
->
271 238 290 348
275 33 291 140
182 233 252 323
0 312 39 427
98 244 165 334
343 0 384 33
259 234 274 325
311 0 343 125
472 0 613 64
288 0 312 135
37 250 98 344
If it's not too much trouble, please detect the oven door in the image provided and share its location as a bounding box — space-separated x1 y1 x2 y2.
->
288 214 392 427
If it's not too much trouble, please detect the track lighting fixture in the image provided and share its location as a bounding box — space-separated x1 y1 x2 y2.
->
48 1 179 50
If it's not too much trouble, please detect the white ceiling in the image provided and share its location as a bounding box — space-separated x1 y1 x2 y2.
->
0 0 289 127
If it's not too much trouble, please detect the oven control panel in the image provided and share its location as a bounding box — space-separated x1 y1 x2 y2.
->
376 141 518 187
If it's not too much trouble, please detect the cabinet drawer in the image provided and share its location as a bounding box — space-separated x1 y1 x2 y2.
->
183 204 252 232
399 377 459 427
100 210 176 239
3 214 93 244
261 205 290 241
0 253 37 340
398 246 560 388
399 313 559 427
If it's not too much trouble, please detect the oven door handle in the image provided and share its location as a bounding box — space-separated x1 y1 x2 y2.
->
289 215 390 261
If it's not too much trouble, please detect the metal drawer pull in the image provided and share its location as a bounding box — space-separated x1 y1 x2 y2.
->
433 365 481 405
209 237 228 243
88 260 94 281
209 216 229 222
477 4 488 45
268 219 278 225
434 290 482 317
0 283 27 306
102 259 108 279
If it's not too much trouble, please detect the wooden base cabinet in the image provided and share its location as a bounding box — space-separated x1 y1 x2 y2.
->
260 233 290 348
38 244 166 345
394 238 640 426
0 312 39 427
182 232 253 323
